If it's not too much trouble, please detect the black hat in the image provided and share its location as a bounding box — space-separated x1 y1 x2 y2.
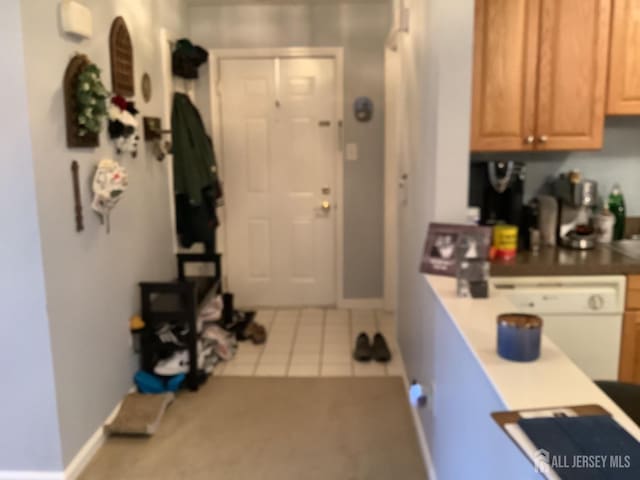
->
172 39 209 79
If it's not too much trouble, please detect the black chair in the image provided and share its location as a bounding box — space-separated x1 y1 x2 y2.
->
595 381 640 426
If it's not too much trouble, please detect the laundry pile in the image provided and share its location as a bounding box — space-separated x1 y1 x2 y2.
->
135 295 266 393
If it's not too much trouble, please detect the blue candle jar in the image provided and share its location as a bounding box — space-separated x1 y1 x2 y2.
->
497 313 542 362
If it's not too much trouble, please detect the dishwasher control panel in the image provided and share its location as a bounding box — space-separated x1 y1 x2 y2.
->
491 276 626 314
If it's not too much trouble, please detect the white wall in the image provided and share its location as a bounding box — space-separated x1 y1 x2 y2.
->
187 2 390 299
391 0 492 477
19 0 187 467
0 1 63 472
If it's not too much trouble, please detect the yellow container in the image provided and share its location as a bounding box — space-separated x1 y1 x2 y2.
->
493 225 518 260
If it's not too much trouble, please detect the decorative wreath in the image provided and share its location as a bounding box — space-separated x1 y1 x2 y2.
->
76 63 109 137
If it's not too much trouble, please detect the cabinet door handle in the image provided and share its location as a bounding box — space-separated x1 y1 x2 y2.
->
524 135 535 144
538 135 549 143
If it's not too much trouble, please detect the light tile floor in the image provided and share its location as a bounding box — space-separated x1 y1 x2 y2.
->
216 308 405 378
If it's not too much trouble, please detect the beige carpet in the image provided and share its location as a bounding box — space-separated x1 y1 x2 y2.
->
80 377 427 480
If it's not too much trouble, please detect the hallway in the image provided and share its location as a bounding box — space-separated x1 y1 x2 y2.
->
76 308 418 479
218 308 403 378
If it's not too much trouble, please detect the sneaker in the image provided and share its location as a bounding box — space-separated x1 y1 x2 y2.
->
353 332 372 362
372 333 392 363
156 323 185 346
154 343 213 376
151 324 185 359
172 323 191 344
154 350 189 376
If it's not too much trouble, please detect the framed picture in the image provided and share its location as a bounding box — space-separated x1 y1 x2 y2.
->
420 223 492 276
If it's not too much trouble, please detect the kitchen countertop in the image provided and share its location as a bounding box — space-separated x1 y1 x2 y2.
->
425 274 640 441
491 244 640 276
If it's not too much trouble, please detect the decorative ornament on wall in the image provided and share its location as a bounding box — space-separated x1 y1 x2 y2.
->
64 54 108 148
70 160 84 232
141 72 152 103
108 95 140 158
109 16 134 97
354 96 374 122
91 158 128 233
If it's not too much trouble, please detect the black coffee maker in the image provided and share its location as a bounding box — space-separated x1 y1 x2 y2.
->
469 160 529 246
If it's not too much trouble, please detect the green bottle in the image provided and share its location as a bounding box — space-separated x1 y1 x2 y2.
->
608 184 626 241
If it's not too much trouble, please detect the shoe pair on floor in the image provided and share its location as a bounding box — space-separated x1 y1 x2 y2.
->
353 332 391 363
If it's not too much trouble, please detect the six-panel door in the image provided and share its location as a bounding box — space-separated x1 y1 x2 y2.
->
220 57 337 308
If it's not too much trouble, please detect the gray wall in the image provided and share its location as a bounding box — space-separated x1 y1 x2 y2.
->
187 2 390 299
19 0 187 466
472 117 640 216
0 1 63 471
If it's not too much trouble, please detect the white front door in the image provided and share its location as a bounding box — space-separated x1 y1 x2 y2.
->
220 57 337 307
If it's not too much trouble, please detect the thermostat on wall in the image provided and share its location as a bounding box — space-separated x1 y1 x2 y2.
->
60 0 93 39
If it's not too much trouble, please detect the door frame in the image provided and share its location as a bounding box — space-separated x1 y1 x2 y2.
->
208 47 345 307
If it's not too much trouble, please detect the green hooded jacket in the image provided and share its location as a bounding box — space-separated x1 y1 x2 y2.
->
171 92 216 205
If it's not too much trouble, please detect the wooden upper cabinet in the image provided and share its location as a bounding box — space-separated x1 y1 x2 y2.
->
607 0 640 114
471 0 540 152
536 0 611 150
470 0 611 152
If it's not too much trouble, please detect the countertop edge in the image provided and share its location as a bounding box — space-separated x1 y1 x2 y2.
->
424 273 640 440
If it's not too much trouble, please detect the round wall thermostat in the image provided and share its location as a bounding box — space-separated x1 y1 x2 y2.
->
354 96 373 122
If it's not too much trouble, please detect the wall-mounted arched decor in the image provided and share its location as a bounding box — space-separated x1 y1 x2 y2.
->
64 54 102 148
109 16 134 97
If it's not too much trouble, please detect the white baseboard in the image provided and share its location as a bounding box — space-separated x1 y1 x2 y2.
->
63 388 132 480
0 473 64 480
338 298 384 309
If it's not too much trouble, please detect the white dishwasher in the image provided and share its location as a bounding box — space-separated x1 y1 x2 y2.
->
492 276 626 381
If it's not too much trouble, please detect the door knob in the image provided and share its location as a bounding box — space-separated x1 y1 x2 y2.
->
321 200 331 212
538 135 548 143
524 135 535 145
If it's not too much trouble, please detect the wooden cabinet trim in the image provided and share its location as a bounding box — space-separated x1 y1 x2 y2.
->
627 275 640 291
607 0 640 115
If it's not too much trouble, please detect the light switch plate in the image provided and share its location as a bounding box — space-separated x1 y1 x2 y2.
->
345 142 358 161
